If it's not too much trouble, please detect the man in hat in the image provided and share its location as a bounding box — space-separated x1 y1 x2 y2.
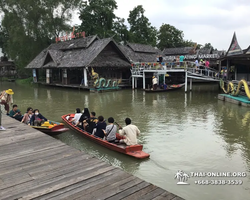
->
0 89 14 115
152 76 158 90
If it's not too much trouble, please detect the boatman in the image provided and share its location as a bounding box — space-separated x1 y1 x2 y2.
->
152 76 158 90
118 118 140 146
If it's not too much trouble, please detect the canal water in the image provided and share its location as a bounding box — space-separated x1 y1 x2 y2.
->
1 82 249 200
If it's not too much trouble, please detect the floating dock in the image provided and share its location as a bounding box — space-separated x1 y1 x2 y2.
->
0 115 184 200
218 94 250 107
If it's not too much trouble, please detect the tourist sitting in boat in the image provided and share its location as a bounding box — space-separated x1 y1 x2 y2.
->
0 89 14 115
118 118 140 146
85 112 98 133
160 83 168 90
102 117 117 143
29 109 47 126
69 108 82 125
75 108 90 129
21 107 33 124
9 104 23 122
92 115 106 139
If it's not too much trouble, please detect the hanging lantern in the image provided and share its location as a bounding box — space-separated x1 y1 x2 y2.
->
131 63 134 67
142 63 145 66
153 63 156 66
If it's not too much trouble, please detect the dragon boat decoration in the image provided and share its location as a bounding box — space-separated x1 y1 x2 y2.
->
220 79 250 100
89 68 121 92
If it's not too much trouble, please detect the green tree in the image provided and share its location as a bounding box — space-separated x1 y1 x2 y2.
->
112 17 130 44
0 0 81 75
0 25 8 56
157 23 184 50
203 43 214 51
127 5 157 46
78 0 118 38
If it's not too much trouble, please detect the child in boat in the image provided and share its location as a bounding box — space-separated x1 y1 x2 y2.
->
21 107 33 124
102 117 117 143
69 108 82 125
29 109 47 126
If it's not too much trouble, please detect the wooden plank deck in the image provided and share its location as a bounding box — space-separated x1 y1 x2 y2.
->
0 115 185 200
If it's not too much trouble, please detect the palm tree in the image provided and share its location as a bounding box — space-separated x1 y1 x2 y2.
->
182 173 190 182
175 170 183 182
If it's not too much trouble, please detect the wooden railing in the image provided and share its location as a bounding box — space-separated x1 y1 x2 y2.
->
131 62 219 79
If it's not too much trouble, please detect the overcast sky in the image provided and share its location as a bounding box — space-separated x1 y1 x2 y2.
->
72 0 250 50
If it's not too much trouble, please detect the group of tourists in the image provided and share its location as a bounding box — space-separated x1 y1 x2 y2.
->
0 89 48 125
10 105 47 126
1 89 141 146
194 59 210 74
67 108 140 146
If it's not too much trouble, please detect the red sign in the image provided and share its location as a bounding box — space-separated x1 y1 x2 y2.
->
55 27 85 43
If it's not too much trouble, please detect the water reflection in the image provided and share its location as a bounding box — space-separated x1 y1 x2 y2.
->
34 88 38 99
47 90 51 100
184 93 187 108
215 101 250 167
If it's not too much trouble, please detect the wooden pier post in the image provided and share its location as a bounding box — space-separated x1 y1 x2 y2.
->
190 78 192 91
84 67 88 87
143 72 146 89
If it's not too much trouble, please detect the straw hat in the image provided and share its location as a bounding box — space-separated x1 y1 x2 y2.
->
5 89 14 95
152 76 155 78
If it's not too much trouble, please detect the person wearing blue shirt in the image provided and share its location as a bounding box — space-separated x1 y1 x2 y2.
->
179 55 185 66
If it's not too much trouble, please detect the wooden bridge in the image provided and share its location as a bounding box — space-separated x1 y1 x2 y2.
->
131 62 220 92
0 115 184 200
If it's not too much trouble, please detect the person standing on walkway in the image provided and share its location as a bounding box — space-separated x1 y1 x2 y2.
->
179 55 185 67
0 89 14 115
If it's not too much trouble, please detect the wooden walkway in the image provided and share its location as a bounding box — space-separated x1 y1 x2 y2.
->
0 115 184 200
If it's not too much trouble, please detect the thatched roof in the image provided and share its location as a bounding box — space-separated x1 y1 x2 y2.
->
212 50 226 56
0 61 15 67
26 36 130 69
127 43 157 53
198 48 212 54
163 47 194 55
120 43 159 62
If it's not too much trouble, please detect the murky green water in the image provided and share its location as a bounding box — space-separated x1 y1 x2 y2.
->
1 82 250 200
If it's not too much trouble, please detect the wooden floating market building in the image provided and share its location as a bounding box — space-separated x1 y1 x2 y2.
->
26 35 133 90
218 32 250 107
219 32 250 81
26 33 228 91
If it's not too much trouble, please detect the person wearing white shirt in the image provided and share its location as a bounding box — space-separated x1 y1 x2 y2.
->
69 108 82 125
118 118 140 146
152 76 158 90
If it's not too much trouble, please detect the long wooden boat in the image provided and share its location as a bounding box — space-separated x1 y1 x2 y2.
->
62 114 150 159
30 121 69 135
144 83 185 93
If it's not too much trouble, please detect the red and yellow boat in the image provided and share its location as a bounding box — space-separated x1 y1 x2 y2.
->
62 114 150 159
30 121 69 135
